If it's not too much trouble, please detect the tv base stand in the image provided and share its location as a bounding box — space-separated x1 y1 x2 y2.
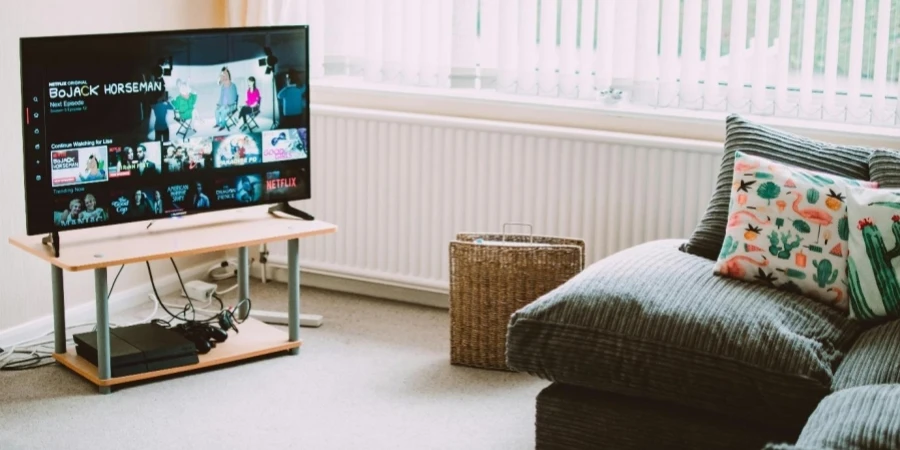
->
42 231 60 258
268 202 314 221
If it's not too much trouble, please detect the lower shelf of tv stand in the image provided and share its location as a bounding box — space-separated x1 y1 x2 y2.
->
52 318 301 387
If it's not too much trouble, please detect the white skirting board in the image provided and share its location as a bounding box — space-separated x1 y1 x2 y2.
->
250 261 449 309
0 261 213 349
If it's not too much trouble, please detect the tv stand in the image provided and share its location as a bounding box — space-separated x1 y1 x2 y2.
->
268 202 314 221
42 231 60 258
9 208 337 394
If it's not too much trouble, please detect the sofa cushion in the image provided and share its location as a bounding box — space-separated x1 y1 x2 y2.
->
845 187 900 320
507 239 864 430
767 385 900 450
833 319 900 390
714 151 875 309
681 114 873 261
869 149 900 188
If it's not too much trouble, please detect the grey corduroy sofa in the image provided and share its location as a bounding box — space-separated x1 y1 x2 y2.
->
506 116 900 450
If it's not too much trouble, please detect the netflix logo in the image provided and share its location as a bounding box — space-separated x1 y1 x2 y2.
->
266 177 297 190
265 169 307 201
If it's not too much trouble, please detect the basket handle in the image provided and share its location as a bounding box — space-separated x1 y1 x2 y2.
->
502 223 533 242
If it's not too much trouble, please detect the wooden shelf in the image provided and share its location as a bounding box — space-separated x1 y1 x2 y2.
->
52 318 300 387
10 207 330 392
9 205 337 271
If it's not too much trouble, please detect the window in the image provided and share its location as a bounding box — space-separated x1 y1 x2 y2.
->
231 0 900 128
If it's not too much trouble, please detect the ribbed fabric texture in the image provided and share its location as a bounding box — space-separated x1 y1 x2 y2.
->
780 385 900 450
833 320 900 390
681 114 874 260
868 149 900 188
507 239 864 431
535 383 798 450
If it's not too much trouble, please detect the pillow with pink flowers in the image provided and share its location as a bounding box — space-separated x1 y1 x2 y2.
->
713 151 878 310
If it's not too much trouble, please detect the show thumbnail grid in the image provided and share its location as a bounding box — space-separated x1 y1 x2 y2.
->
110 186 163 220
53 186 108 228
262 129 308 163
214 174 263 207
213 133 262 168
50 126 308 227
50 145 108 187
109 141 162 178
163 137 213 173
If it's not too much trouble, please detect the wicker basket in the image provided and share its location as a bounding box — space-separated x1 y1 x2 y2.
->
449 226 585 370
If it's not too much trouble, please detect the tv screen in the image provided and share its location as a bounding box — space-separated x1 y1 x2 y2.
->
19 26 310 236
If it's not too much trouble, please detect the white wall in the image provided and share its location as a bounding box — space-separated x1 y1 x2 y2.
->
0 0 227 331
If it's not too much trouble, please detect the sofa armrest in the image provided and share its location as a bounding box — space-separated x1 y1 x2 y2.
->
772 385 900 450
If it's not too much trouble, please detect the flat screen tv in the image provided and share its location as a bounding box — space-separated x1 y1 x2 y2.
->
19 25 312 243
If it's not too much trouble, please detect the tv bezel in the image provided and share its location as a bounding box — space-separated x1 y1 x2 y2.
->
19 25 311 236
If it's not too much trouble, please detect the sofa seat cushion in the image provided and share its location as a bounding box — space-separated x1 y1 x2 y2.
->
833 319 900 390
766 385 900 450
506 239 864 430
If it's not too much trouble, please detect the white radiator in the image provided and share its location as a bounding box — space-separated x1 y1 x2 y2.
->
266 105 722 293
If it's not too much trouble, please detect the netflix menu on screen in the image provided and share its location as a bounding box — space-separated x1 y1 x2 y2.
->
20 26 312 235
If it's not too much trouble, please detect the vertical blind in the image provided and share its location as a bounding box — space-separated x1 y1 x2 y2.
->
229 0 900 127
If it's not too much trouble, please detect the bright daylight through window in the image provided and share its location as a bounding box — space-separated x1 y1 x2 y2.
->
244 0 900 128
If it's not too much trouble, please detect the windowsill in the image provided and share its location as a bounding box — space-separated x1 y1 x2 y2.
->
310 77 900 150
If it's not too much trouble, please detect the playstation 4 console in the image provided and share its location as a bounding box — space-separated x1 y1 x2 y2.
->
73 323 199 377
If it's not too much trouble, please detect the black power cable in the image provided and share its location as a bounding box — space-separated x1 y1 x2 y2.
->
146 260 201 324
1 354 53 371
146 258 251 328
107 264 125 301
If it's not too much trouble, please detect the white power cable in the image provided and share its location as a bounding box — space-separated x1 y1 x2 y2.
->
1 322 99 370
215 283 239 295
161 301 221 319
123 296 160 327
208 260 237 280
207 257 255 295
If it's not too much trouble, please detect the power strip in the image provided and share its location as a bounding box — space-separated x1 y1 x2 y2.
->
181 280 218 302
147 293 219 316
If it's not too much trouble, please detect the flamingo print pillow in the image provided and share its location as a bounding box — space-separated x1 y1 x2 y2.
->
713 151 877 310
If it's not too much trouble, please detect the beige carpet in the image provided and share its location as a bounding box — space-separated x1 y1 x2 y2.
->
0 280 547 450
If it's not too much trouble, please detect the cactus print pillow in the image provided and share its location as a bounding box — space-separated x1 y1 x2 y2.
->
845 187 900 320
714 152 877 310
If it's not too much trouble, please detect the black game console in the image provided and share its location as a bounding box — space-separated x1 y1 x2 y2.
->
73 323 199 377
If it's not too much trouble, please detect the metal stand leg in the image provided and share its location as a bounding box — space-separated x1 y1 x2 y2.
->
287 238 300 355
237 247 250 318
94 267 111 395
51 265 66 354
